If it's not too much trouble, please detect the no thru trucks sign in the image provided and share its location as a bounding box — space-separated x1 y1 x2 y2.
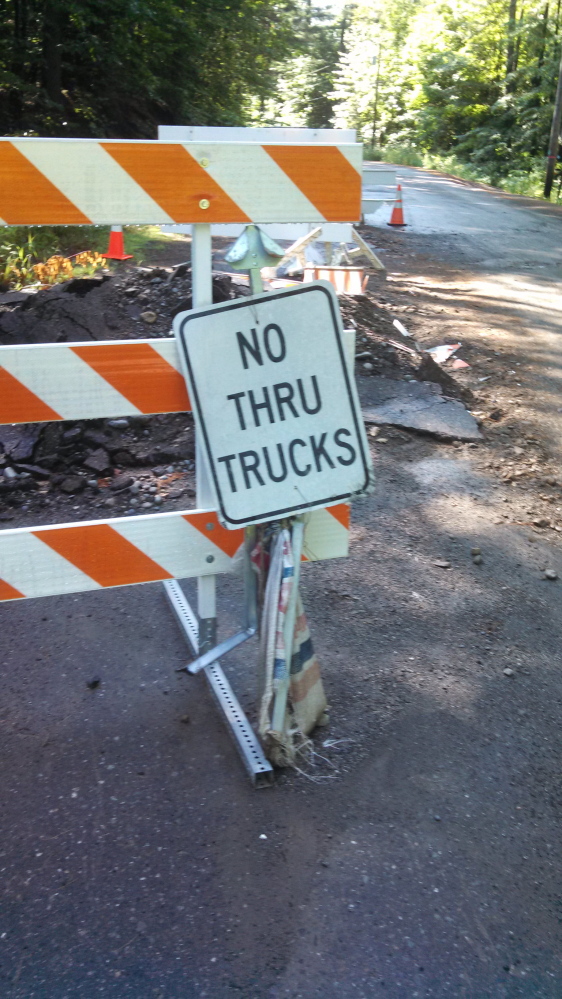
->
174 282 372 527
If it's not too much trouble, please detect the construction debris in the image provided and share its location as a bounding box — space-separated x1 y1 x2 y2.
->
360 377 482 442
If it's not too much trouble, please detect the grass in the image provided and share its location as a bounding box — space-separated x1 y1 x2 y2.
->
363 143 424 167
363 144 557 201
421 153 552 199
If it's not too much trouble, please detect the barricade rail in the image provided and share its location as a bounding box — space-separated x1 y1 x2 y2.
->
0 338 349 602
0 132 359 781
0 138 362 225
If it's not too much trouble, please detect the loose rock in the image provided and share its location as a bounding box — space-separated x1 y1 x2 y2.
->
60 475 86 494
83 449 112 475
110 473 134 491
107 418 129 429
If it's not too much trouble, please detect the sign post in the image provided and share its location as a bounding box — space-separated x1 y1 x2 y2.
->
191 222 217 655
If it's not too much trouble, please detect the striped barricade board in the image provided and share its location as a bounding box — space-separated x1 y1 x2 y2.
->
0 139 361 225
0 339 190 424
0 504 349 603
0 338 350 601
0 326 356 425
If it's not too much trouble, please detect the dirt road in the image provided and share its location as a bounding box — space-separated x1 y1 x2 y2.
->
2 174 562 998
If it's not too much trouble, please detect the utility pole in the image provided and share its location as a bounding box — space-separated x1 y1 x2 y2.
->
544 41 562 198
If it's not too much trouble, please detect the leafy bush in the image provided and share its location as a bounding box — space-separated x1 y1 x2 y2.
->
422 153 551 199
363 144 385 161
380 145 424 167
0 233 37 290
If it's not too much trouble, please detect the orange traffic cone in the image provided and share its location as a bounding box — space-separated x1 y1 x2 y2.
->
387 184 406 227
102 225 133 261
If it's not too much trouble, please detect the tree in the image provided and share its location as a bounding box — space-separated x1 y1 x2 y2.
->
0 0 302 137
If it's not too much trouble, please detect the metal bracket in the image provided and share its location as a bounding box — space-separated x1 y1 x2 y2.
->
198 616 217 655
163 580 273 786
184 626 257 674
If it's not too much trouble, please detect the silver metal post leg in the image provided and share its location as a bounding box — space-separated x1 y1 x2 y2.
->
165 225 272 785
192 223 217 654
164 580 273 786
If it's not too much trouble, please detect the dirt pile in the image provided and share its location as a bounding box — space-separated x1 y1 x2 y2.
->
0 255 484 527
0 266 241 345
0 413 197 525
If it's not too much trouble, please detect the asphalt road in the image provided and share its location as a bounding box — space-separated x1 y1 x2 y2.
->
366 165 562 271
2 173 562 999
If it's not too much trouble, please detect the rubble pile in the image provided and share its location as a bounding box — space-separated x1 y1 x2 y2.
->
0 266 241 345
0 413 196 523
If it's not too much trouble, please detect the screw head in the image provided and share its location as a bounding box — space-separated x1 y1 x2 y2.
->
199 198 210 210
199 158 210 168
206 522 215 530
206 554 215 563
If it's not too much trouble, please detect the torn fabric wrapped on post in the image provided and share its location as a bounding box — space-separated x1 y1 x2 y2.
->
257 526 328 767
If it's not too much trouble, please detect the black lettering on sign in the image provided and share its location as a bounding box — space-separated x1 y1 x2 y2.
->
239 450 265 489
297 376 322 415
218 454 238 492
334 428 357 466
236 328 262 369
310 433 335 471
263 324 286 363
273 382 299 421
263 444 288 482
288 439 311 477
227 391 247 430
248 387 275 427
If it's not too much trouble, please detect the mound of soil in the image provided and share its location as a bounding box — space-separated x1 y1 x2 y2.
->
0 266 241 345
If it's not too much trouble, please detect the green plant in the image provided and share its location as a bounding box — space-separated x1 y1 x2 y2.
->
381 145 424 167
363 144 384 161
422 152 549 200
0 233 37 290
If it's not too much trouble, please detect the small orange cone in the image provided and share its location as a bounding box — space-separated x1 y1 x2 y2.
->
388 184 406 227
102 225 133 261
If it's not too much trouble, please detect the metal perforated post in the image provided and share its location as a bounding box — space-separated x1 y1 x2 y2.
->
192 223 217 654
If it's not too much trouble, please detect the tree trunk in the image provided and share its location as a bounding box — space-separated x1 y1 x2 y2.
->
506 0 517 89
538 3 549 67
42 0 64 106
12 0 28 78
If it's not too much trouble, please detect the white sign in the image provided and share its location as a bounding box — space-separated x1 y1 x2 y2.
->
173 282 372 528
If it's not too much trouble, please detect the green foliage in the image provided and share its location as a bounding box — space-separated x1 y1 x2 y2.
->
423 151 551 197
0 0 302 136
0 231 37 289
381 144 424 166
326 0 562 198
246 4 342 127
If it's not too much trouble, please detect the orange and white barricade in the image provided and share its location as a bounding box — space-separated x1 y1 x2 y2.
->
0 134 362 783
